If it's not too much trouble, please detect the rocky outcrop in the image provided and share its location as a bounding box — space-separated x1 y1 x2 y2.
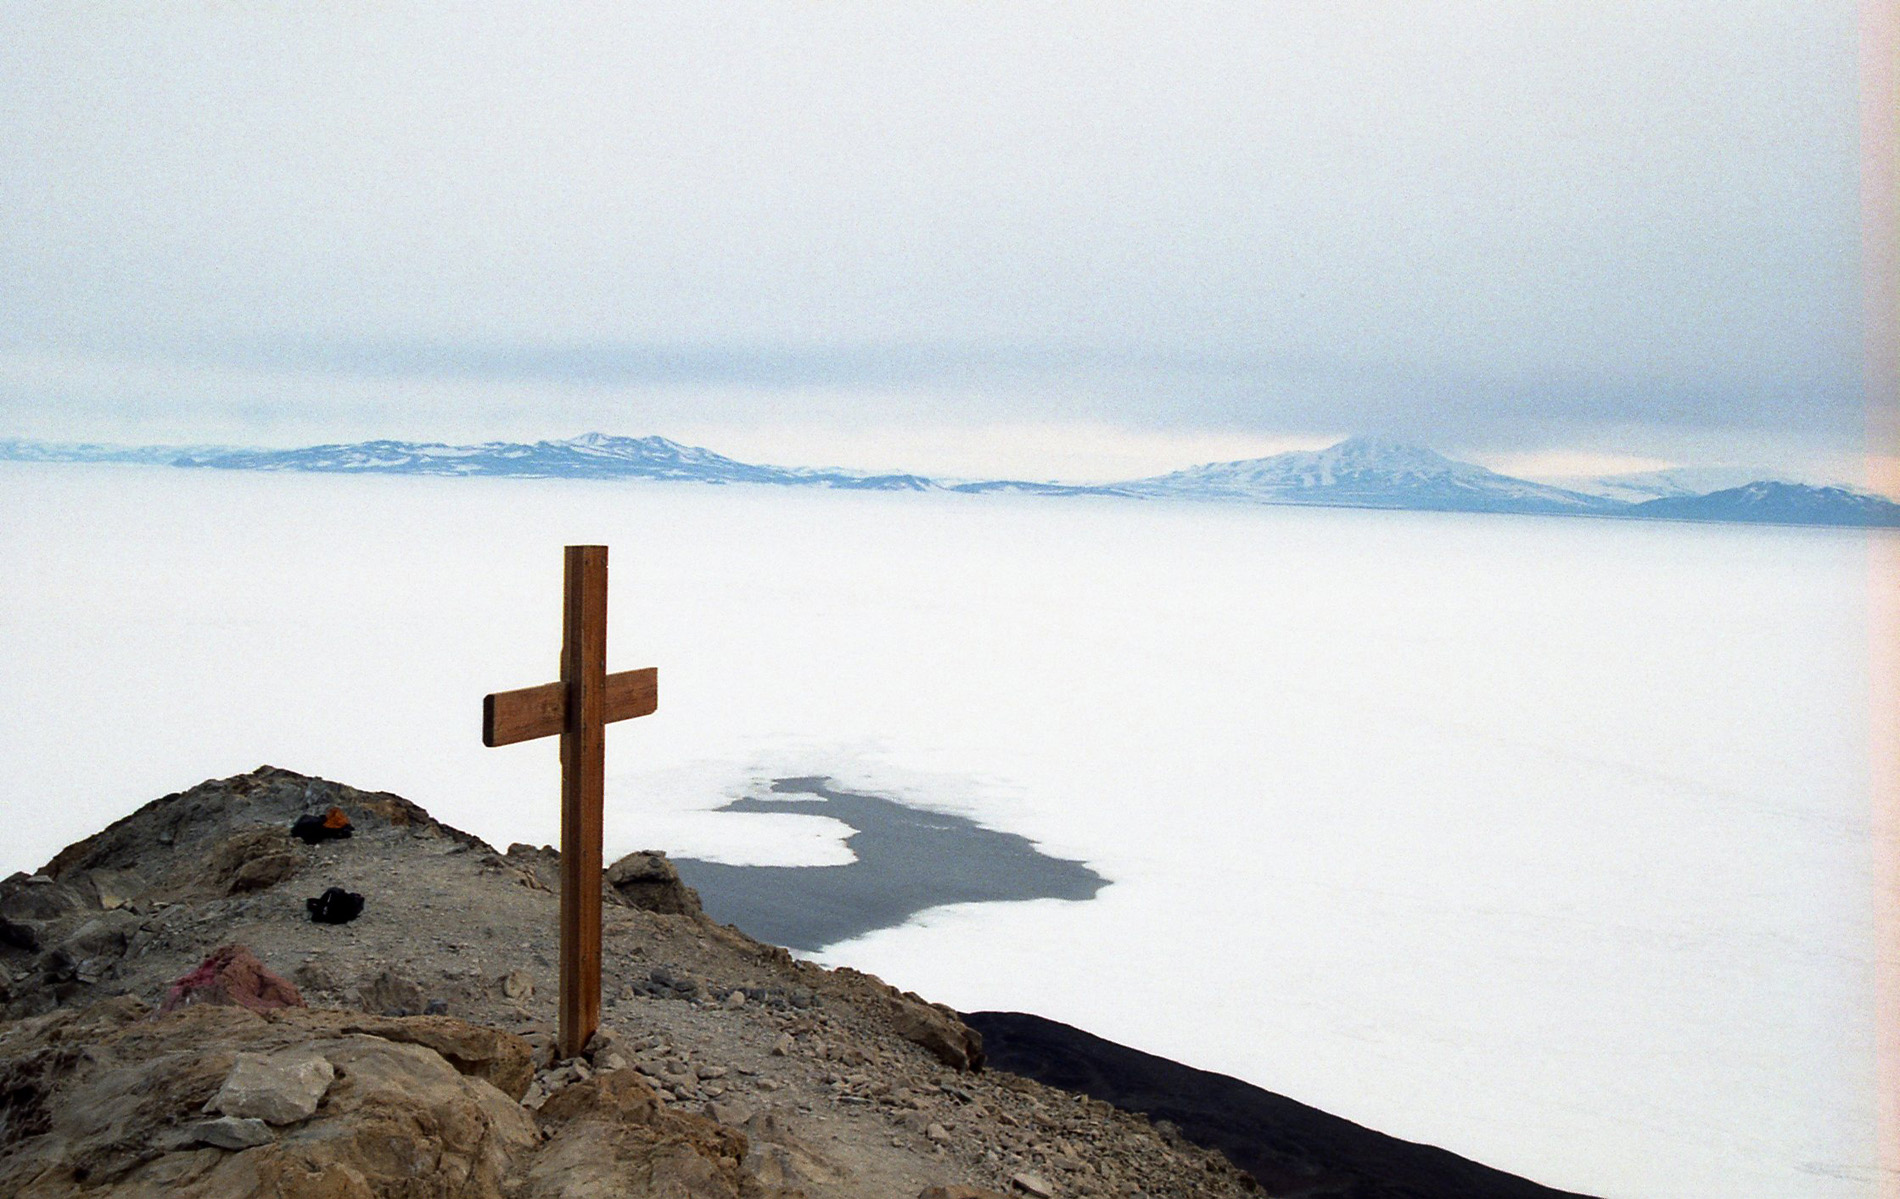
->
289 1010 535 1100
522 1068 764 1198
605 850 703 916
0 999 535 1198
38 766 485 883
891 995 984 1073
0 768 1284 1199
818 967 985 1072
0 769 494 1022
0 997 806 1199
206 827 302 895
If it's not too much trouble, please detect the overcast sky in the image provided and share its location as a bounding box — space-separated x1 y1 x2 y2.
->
0 3 1878 480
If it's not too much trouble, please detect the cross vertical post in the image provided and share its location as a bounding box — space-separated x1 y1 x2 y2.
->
481 544 657 1062
559 545 607 1059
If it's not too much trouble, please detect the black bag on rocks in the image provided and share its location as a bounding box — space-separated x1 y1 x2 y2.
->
306 887 365 924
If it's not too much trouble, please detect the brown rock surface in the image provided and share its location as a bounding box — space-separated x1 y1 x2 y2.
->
606 850 704 916
288 1010 534 1100
0 1001 537 1198
0 767 1261 1199
523 1068 771 1198
885 992 987 1072
205 826 305 895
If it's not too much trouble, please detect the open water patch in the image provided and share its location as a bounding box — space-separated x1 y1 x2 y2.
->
671 776 1107 952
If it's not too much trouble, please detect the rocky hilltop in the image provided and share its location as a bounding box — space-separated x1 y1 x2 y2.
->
0 768 1259 1199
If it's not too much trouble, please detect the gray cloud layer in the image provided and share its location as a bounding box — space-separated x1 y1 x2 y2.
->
0 2 1865 453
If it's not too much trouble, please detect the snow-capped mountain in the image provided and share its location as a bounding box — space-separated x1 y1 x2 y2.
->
1630 481 1900 527
9 431 1894 527
166 433 933 490
945 479 1133 497
1117 436 1618 515
171 433 788 481
1549 466 1808 504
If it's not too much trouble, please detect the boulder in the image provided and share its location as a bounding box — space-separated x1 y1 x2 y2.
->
229 852 299 893
62 907 140 961
354 967 428 1017
283 1009 535 1101
522 1068 790 1198
0 874 89 922
208 1050 336 1124
0 913 41 951
260 1035 536 1195
502 968 534 1001
161 944 306 1014
81 866 144 910
206 826 301 894
604 850 703 915
738 1108 846 1192
887 992 985 1072
187 1115 276 1149
0 1000 537 1199
505 843 561 892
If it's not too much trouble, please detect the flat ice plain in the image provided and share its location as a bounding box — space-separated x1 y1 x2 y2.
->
0 462 1885 1197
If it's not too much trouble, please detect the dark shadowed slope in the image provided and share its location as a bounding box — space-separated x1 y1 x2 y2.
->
964 1011 1601 1199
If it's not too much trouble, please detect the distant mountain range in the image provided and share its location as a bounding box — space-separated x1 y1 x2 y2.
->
1118 437 1616 515
179 433 938 491
1540 465 1801 504
5 432 1896 528
0 439 242 466
1629 481 1900 526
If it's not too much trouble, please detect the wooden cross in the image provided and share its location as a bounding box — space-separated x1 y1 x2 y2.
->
482 545 658 1058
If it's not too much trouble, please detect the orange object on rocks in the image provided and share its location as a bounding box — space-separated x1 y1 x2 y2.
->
290 807 354 844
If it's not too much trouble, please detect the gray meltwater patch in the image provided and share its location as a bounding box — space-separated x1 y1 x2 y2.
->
671 777 1107 952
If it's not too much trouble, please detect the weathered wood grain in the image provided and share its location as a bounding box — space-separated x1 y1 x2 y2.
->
479 545 658 1061
482 667 657 747
559 545 607 1060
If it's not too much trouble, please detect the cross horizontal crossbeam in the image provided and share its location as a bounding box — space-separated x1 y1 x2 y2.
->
482 667 658 747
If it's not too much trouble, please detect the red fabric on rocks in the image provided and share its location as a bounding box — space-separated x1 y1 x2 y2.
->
160 943 305 1014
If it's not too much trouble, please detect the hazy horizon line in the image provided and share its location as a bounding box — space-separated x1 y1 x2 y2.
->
0 426 1862 493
